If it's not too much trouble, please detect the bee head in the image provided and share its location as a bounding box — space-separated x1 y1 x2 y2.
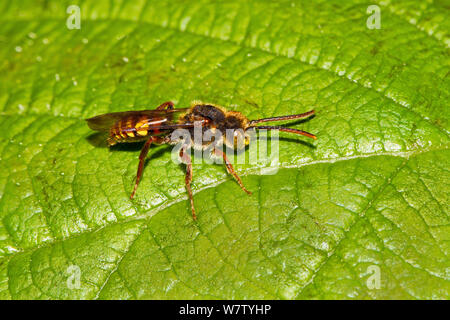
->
223 112 251 149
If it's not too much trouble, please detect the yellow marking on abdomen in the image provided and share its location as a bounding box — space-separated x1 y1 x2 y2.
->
137 129 148 136
127 118 133 129
126 131 135 137
135 120 147 129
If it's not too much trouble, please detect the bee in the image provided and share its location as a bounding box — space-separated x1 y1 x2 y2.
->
86 101 316 220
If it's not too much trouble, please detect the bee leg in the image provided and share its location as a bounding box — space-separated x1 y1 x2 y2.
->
180 147 197 220
130 137 155 199
156 101 174 110
214 149 252 195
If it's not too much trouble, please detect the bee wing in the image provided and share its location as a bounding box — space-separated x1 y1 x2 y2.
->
85 108 189 132
118 117 211 133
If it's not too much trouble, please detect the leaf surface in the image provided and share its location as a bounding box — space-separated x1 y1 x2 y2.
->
0 0 448 299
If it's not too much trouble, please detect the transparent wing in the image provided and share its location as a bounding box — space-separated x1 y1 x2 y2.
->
85 108 189 132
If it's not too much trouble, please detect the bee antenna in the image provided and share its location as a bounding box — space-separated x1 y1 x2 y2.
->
247 126 317 140
248 110 315 125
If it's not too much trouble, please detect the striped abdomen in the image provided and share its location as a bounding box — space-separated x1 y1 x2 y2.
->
108 116 167 145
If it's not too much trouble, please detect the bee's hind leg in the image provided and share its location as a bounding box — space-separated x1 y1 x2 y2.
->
213 149 252 195
156 101 174 110
130 137 156 199
180 147 197 220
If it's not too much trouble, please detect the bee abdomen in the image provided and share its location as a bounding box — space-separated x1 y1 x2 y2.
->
109 116 159 144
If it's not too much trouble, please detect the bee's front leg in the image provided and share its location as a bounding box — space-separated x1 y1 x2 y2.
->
213 149 252 195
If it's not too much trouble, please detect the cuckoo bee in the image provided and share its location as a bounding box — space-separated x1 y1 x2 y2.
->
86 101 316 220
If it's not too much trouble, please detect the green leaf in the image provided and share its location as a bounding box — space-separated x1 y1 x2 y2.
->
0 0 448 299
